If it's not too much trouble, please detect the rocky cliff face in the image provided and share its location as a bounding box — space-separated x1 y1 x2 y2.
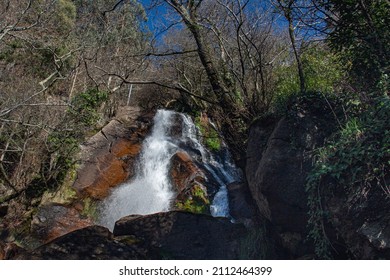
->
73 106 153 199
246 98 335 257
245 95 390 259
322 175 390 259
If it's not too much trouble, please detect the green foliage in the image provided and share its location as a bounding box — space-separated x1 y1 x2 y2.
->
273 44 345 109
306 94 390 258
326 0 390 90
302 47 346 92
195 115 222 152
176 184 210 214
68 88 108 126
55 0 77 34
81 197 98 220
25 89 107 200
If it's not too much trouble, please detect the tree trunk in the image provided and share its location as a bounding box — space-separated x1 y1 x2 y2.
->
288 19 305 93
166 1 234 111
284 2 305 93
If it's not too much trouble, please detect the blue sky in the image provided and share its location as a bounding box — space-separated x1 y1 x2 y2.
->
137 0 282 43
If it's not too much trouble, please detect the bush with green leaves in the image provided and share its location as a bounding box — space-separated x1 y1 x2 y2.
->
325 0 390 90
24 88 108 199
175 184 210 214
195 115 222 152
306 94 390 258
68 88 108 126
273 44 345 110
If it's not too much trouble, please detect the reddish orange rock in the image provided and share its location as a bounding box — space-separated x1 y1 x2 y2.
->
170 151 204 193
45 209 93 243
73 110 152 200
78 154 129 199
111 139 141 158
31 204 93 243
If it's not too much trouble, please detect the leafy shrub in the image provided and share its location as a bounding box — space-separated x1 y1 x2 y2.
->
195 114 222 152
175 184 210 214
68 88 108 126
273 44 345 111
306 94 390 258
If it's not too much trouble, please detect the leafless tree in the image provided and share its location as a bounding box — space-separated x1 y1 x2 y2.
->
0 0 149 201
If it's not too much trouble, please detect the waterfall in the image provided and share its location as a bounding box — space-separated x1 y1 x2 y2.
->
99 110 240 230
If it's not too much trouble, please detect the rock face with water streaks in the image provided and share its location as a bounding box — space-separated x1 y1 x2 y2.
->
73 107 153 199
30 107 153 243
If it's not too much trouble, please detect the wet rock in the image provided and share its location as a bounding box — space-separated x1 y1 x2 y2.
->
13 226 144 260
227 182 257 226
114 211 246 259
170 152 211 213
170 151 205 194
31 203 93 243
73 107 153 199
167 113 184 138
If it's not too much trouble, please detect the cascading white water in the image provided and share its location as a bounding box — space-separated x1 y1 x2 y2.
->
99 110 177 230
180 114 241 217
99 109 240 230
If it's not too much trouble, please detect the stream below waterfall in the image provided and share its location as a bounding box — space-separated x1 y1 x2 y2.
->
99 110 241 230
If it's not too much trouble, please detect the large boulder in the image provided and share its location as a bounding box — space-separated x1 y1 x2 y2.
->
113 211 246 259
12 212 251 260
73 107 153 199
13 226 144 260
324 176 390 259
30 203 93 243
227 182 257 226
245 95 336 257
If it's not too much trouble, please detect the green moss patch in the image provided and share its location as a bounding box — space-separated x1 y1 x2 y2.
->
176 184 210 214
